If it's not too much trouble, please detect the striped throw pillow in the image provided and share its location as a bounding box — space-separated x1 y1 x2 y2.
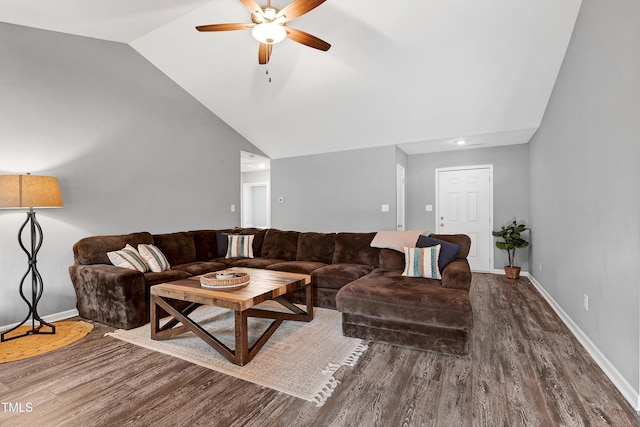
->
402 245 441 279
226 234 254 258
107 244 148 273
138 244 171 272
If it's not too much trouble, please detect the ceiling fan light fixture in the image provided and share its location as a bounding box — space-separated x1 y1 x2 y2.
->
252 22 286 44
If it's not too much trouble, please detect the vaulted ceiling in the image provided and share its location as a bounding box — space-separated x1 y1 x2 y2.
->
0 0 582 159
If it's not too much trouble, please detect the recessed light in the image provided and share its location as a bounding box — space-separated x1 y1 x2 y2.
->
456 140 467 146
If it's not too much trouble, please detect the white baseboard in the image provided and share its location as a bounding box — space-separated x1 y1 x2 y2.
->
1 309 79 332
527 273 640 411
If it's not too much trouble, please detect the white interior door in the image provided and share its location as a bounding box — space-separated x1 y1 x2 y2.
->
397 164 406 231
436 166 493 272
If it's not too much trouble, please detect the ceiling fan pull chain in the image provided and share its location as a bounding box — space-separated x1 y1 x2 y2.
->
267 46 272 82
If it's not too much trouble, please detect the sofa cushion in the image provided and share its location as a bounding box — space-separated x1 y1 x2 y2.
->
416 235 461 272
296 232 335 264
402 246 441 280
138 244 170 272
171 261 226 276
107 245 149 273
336 268 473 330
332 232 379 266
267 261 328 275
152 232 197 266
378 248 405 270
261 229 300 261
73 232 153 265
229 258 284 269
143 269 192 286
311 263 373 290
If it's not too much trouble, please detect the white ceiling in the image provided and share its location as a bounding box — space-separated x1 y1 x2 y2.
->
0 0 582 159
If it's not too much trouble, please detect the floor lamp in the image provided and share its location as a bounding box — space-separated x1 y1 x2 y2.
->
0 174 64 342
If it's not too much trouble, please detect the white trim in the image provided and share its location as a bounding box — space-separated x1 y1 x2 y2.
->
1 309 79 331
527 273 640 411
396 164 406 231
435 164 494 272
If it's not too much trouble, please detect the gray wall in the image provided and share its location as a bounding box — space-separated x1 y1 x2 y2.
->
528 0 640 392
271 146 398 232
406 144 530 271
0 24 262 326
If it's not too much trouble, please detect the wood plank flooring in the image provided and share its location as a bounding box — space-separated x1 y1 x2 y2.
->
0 273 638 426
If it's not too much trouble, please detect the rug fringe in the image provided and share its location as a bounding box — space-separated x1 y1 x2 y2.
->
312 376 340 407
343 342 369 367
313 341 369 407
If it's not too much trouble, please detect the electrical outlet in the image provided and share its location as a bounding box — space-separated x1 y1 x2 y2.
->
583 294 589 311
539 263 542 272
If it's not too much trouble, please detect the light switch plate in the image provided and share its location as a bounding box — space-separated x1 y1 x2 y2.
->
381 204 390 212
425 204 433 212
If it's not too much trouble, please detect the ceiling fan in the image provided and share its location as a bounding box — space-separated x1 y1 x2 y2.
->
196 0 331 65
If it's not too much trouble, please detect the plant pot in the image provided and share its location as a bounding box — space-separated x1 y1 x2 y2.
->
504 266 521 279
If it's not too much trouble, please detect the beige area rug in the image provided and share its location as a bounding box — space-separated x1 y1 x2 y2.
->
106 302 367 406
0 321 94 363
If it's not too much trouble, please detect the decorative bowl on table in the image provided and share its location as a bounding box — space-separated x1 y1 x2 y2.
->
200 271 250 290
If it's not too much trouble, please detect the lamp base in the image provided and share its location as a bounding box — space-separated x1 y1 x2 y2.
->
1 321 56 342
1 210 57 342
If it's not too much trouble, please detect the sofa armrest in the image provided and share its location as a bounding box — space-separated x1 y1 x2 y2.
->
69 264 149 329
441 259 472 291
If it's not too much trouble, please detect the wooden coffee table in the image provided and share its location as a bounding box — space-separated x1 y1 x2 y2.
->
150 267 313 366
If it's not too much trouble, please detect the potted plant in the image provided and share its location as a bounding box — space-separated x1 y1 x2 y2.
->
492 220 529 279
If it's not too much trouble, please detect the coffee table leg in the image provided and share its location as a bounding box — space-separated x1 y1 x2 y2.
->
235 310 249 366
305 284 314 321
150 294 160 339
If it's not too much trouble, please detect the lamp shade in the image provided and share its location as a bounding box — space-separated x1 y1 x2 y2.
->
0 175 64 209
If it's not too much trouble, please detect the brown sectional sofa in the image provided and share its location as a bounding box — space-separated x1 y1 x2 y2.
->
69 228 473 356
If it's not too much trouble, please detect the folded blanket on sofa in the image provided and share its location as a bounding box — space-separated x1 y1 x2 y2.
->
369 230 427 253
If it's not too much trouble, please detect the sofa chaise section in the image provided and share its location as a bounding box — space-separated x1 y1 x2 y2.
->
336 234 473 356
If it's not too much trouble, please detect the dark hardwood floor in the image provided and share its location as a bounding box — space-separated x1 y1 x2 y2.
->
1 273 638 426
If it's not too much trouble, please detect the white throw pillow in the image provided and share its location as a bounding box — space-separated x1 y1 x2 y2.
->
138 244 171 272
402 245 441 280
107 244 148 273
226 234 254 258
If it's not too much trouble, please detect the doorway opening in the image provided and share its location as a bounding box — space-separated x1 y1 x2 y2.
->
241 151 271 228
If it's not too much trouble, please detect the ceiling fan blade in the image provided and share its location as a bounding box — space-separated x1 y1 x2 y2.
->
276 0 326 23
286 27 331 51
196 23 255 32
238 0 264 17
258 43 273 64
